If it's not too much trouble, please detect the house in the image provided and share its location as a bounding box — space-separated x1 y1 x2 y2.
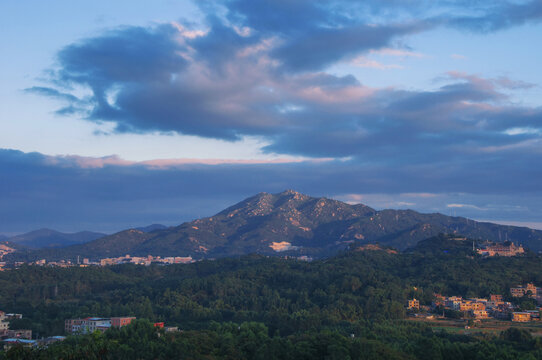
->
459 301 486 312
470 310 489 319
40 336 66 346
65 316 136 334
111 317 135 328
2 338 37 350
82 318 111 333
525 310 540 320
511 283 537 298
65 318 85 334
444 296 463 310
5 313 23 320
65 317 110 334
0 321 8 331
512 312 531 322
1 329 32 340
477 242 524 257
407 298 420 310
490 294 503 302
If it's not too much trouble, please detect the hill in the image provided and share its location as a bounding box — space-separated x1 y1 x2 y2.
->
135 224 169 233
7 229 106 249
7 190 542 261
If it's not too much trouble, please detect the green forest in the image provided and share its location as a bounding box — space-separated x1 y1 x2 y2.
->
2 236 542 359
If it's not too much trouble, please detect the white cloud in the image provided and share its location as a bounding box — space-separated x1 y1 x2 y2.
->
351 56 403 69
447 203 487 211
451 54 467 60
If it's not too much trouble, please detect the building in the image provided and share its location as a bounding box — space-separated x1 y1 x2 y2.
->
477 242 524 257
5 313 23 320
512 312 531 322
0 329 32 340
470 310 489 319
444 296 463 310
40 336 66 346
407 298 420 310
111 317 135 328
65 318 84 334
511 283 537 298
82 318 110 333
490 294 503 302
65 316 135 334
2 338 37 350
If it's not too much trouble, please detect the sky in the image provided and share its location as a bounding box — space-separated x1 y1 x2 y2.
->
1 0 542 234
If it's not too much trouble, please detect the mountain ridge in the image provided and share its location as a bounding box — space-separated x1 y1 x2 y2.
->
7 228 107 249
7 190 542 261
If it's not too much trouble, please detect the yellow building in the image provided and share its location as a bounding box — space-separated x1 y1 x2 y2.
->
407 298 420 310
511 283 538 298
512 312 531 322
471 310 489 319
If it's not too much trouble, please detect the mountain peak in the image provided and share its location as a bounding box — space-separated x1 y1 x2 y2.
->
278 189 300 196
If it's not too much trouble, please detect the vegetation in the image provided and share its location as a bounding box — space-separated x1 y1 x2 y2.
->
2 235 542 358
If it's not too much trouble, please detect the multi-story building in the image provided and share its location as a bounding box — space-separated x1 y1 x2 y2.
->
65 316 136 334
65 318 83 334
470 310 489 319
1 329 32 339
111 317 135 328
512 312 531 322
490 294 503 302
511 283 537 298
445 296 462 310
407 298 420 310
459 301 486 312
477 242 525 257
0 321 8 331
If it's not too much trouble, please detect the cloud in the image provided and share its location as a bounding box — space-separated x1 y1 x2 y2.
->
2 148 542 233
445 0 542 32
371 48 425 58
451 53 467 60
26 0 542 171
447 203 487 211
351 56 404 69
41 153 321 169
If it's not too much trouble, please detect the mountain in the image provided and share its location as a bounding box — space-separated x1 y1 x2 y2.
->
7 229 106 249
135 224 169 233
7 190 542 261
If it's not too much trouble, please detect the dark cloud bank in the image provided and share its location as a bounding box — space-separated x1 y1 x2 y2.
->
1 148 542 233
12 0 542 232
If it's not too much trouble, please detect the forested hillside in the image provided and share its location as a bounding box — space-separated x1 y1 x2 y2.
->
3 236 542 359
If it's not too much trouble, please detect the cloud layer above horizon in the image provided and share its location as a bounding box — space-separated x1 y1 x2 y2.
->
3 0 542 232
2 148 542 234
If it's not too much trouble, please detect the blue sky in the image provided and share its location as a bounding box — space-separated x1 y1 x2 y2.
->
1 0 542 234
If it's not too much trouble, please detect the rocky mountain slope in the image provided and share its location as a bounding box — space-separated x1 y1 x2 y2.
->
8 190 542 261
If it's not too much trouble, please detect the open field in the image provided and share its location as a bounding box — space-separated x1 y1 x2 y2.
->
409 317 542 337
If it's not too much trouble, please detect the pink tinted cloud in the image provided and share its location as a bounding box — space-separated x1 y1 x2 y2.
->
42 154 333 169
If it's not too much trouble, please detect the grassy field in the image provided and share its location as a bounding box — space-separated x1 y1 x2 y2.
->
408 317 542 337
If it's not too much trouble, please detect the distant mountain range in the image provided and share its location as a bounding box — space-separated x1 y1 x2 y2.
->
5 229 106 249
135 224 169 233
0 224 168 251
6 190 542 261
